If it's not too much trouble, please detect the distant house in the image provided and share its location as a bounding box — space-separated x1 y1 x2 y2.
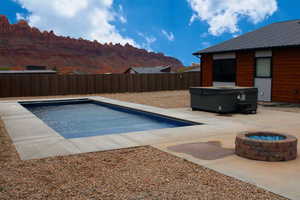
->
193 19 300 103
0 70 56 75
124 66 171 74
184 67 200 73
25 65 47 70
177 63 200 73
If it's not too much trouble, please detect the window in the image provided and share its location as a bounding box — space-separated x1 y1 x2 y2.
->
213 59 236 82
256 58 271 77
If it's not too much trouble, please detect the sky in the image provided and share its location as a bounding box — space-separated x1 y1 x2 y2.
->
0 0 298 66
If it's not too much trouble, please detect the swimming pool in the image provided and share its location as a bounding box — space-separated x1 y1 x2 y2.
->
20 99 197 139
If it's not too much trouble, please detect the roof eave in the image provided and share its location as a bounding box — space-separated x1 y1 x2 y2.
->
193 44 300 56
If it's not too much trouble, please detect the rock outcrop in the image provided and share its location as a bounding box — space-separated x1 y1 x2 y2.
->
0 15 183 74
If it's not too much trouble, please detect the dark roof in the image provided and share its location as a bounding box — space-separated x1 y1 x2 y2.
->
194 19 300 55
0 70 56 74
129 66 170 74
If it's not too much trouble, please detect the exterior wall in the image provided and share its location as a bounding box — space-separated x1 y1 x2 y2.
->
200 54 213 86
200 47 300 103
236 51 255 87
272 47 300 103
201 52 254 87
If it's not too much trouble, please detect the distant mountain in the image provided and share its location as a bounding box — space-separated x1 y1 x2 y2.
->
0 15 183 74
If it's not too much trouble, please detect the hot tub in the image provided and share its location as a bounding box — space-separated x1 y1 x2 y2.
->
189 87 258 114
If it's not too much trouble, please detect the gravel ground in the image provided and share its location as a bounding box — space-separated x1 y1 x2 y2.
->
0 91 289 199
2 90 300 112
101 90 190 108
0 120 287 200
0 90 190 109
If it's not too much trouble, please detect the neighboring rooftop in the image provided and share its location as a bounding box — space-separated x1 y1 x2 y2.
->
0 70 56 74
125 66 171 74
184 67 200 72
194 19 300 55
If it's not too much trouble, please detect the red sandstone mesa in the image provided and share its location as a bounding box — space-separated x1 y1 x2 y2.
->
0 15 182 74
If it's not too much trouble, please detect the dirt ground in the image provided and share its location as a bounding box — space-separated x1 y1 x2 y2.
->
0 90 289 199
0 90 189 108
2 90 300 112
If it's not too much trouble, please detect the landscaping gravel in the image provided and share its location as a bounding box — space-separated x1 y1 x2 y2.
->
0 118 287 200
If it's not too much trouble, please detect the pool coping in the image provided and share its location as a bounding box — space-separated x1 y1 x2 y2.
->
0 96 248 160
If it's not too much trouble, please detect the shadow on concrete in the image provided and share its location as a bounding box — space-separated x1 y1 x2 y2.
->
168 141 234 160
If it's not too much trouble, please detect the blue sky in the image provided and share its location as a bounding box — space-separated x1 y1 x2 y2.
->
0 0 298 66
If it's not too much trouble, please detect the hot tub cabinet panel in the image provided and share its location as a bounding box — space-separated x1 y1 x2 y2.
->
189 87 258 114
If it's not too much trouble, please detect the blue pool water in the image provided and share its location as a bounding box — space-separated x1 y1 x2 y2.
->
21 99 196 139
248 135 285 141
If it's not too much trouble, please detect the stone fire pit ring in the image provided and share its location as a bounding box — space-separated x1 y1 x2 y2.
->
235 132 297 161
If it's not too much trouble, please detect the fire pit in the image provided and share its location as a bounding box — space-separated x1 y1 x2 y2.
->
235 132 297 161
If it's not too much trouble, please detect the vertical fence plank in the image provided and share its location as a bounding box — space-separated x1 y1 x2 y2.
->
70 75 76 95
144 74 149 91
0 75 10 97
31 74 38 96
161 74 167 91
148 74 152 91
141 74 145 92
112 74 120 93
96 74 104 93
119 74 126 93
102 74 109 93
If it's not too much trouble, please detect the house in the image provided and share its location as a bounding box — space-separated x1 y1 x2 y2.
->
124 66 171 74
0 70 56 75
184 67 200 73
193 19 300 103
177 63 201 73
25 65 47 70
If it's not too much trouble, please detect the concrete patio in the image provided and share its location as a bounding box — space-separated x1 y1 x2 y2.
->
154 107 300 200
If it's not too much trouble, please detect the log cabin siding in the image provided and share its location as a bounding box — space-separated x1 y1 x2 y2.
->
236 51 255 87
200 54 213 86
272 47 300 103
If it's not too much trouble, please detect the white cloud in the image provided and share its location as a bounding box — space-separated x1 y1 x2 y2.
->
189 14 197 26
119 16 127 24
161 29 175 41
200 32 209 38
187 0 278 36
16 13 25 20
201 41 211 48
118 4 127 23
14 0 137 46
138 32 156 51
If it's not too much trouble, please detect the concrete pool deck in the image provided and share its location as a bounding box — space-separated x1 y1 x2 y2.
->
0 96 300 199
0 96 249 160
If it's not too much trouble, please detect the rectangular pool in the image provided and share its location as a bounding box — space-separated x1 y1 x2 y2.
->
20 99 197 139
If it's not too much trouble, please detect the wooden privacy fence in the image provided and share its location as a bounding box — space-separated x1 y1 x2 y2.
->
0 72 200 98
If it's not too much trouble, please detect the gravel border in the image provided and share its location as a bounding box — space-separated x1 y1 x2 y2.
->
2 90 300 113
0 118 287 200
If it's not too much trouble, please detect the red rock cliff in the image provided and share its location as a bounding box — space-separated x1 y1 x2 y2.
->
0 15 183 74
